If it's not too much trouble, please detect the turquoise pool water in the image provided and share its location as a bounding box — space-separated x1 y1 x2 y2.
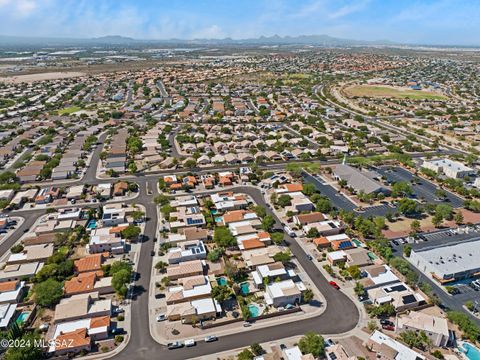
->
210 210 219 215
248 304 260 318
217 277 227 286
214 217 223 223
240 282 249 295
87 220 97 230
462 342 480 360
16 312 29 324
352 239 362 247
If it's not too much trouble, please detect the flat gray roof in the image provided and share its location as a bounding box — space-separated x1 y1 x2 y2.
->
412 239 480 275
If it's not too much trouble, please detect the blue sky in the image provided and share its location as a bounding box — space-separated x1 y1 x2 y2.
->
0 0 479 45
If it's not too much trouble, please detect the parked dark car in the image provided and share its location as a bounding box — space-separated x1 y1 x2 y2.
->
380 319 394 326
382 324 395 331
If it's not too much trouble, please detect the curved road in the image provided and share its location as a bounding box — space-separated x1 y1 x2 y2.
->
112 185 360 360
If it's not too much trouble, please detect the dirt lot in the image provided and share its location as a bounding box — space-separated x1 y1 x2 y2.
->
0 71 86 83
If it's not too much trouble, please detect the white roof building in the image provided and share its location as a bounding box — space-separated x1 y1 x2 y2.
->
422 158 474 179
0 281 25 304
284 346 304 360
0 303 16 329
264 279 305 308
409 239 480 283
166 240 207 264
171 195 198 208
368 330 425 360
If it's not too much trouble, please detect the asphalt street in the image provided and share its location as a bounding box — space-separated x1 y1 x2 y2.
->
113 186 360 360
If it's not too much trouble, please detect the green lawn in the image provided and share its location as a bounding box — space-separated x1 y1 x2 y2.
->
57 106 82 115
345 85 447 101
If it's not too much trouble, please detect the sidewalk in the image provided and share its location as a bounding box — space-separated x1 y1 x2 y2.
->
147 188 328 345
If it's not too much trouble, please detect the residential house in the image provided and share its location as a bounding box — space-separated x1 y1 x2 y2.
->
64 273 113 296
367 282 426 312
54 292 112 323
166 275 212 305
396 311 450 347
0 280 25 304
166 240 207 264
166 260 204 281
264 279 306 307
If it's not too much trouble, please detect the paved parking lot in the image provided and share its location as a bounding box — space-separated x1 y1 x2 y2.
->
412 230 480 251
420 230 454 242
302 172 357 212
376 166 464 208
454 283 478 295
302 172 399 217
358 203 397 217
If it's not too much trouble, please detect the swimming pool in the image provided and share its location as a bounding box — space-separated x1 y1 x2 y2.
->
210 210 219 215
461 342 480 360
248 304 260 318
352 239 362 247
240 282 249 295
214 217 223 223
86 220 97 230
217 277 228 286
16 312 30 324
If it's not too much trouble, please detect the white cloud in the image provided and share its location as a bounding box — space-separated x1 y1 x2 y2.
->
293 0 326 18
328 0 371 19
0 0 38 16
194 25 225 39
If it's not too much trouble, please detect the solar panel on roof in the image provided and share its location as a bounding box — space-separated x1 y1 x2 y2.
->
187 218 203 225
339 241 353 249
384 284 407 293
402 294 417 305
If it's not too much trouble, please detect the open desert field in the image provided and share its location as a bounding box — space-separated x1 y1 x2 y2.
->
0 71 86 83
344 84 448 100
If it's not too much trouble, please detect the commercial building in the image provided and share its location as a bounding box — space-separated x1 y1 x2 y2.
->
422 158 474 179
333 164 390 195
409 239 480 283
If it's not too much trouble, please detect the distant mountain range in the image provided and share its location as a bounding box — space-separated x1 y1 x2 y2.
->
0 34 397 48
